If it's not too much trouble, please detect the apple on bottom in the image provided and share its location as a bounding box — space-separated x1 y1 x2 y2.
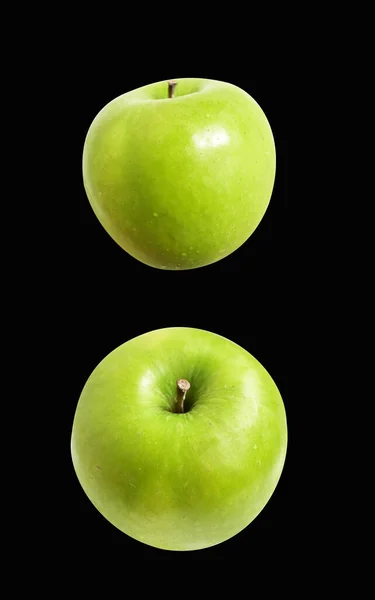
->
71 327 287 551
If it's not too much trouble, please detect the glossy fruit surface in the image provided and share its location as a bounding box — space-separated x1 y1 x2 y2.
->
83 78 276 269
71 327 287 550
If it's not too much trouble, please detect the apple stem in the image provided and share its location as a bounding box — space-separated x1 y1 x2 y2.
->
168 80 177 99
175 379 190 413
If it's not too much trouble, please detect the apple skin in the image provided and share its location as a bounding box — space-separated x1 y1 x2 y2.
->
82 78 276 270
71 327 287 551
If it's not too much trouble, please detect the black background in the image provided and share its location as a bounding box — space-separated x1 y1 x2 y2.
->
56 49 298 560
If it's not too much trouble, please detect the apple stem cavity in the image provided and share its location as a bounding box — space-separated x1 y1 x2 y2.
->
168 80 177 99
175 379 190 413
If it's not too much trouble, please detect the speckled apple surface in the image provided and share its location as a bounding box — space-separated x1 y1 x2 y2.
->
82 79 276 269
71 327 287 550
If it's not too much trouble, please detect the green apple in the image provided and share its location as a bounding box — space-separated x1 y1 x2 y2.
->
71 327 287 551
82 78 276 269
